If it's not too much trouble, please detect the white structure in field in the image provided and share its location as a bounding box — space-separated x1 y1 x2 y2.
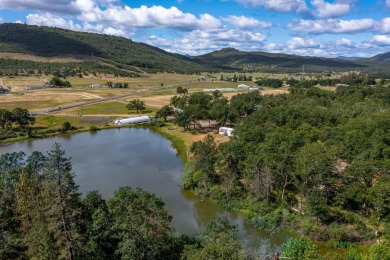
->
89 84 101 88
202 88 237 92
237 84 250 90
219 127 234 137
114 116 150 126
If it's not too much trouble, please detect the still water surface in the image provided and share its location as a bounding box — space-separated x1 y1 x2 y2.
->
0 128 291 249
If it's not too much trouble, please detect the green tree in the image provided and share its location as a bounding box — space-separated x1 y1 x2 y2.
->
155 105 174 121
44 143 83 259
182 215 243 259
12 107 35 129
210 97 229 126
126 99 145 113
293 142 336 216
368 176 390 240
82 191 115 259
184 135 218 193
0 152 26 258
365 240 390 260
176 86 188 94
0 109 13 129
107 187 174 259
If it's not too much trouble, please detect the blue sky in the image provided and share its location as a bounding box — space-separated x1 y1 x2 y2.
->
0 0 389 57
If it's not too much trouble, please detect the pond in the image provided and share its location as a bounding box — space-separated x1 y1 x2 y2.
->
0 128 291 249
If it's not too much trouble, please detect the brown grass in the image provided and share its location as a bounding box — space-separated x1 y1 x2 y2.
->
0 53 86 63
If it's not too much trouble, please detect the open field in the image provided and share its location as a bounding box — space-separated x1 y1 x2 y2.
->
0 52 86 63
1 73 290 113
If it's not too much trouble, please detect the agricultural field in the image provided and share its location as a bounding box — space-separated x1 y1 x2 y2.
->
0 73 289 114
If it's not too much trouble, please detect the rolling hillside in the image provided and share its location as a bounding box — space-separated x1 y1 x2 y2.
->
0 23 388 74
366 51 390 62
192 48 369 73
0 23 208 74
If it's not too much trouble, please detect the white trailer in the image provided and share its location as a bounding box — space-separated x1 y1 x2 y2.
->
219 127 234 137
114 116 150 126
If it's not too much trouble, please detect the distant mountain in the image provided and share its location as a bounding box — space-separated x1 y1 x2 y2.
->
0 23 208 74
0 23 387 74
366 51 390 62
337 56 363 61
192 48 368 73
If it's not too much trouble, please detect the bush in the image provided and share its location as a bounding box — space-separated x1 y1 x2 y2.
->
89 125 98 132
345 248 363 260
61 121 72 132
280 236 320 260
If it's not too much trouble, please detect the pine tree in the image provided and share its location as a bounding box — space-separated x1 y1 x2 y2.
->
45 143 83 260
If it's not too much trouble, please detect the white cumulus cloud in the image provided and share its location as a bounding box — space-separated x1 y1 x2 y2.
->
223 15 271 29
287 37 321 49
234 0 308 13
144 27 266 55
78 5 221 31
26 13 82 31
336 38 352 46
0 0 80 14
371 35 390 46
288 18 375 34
310 0 350 18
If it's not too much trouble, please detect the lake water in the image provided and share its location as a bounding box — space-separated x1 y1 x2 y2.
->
0 128 291 249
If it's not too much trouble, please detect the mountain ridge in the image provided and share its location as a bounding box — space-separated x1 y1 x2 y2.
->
0 23 388 73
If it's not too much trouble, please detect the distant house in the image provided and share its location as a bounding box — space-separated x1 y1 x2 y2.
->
89 84 101 88
219 127 234 137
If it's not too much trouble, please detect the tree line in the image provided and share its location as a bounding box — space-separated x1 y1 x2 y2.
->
0 107 35 131
173 86 390 257
156 87 262 130
0 143 343 259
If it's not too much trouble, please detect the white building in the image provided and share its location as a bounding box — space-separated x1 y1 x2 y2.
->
219 127 234 137
114 116 150 126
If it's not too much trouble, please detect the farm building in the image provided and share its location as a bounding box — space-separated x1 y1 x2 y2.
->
26 85 43 90
237 84 250 90
219 127 234 137
202 88 237 92
89 84 101 88
336 84 350 87
114 116 150 126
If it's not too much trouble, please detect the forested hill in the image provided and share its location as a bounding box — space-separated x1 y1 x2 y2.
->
192 48 370 73
366 51 390 62
0 23 388 74
0 23 208 74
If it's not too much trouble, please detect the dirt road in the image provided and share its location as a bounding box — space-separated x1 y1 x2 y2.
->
31 81 203 115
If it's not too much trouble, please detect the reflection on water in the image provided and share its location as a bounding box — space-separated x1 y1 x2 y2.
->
0 128 291 249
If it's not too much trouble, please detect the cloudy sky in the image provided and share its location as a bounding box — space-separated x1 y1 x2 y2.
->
0 0 389 57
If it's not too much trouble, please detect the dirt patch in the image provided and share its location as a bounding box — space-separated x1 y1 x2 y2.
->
136 95 173 108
